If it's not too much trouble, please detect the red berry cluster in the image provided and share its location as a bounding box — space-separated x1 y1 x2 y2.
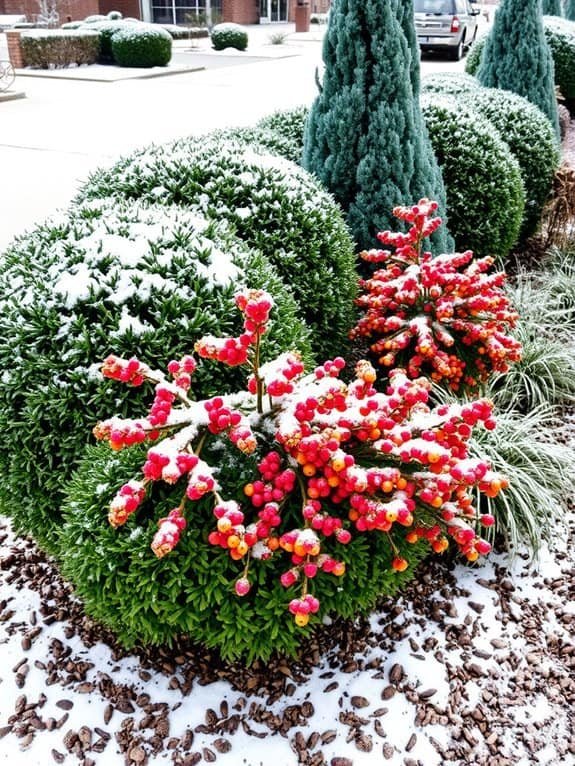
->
108 480 146 528
351 199 522 391
151 508 187 558
101 355 149 386
205 397 256 455
94 282 507 629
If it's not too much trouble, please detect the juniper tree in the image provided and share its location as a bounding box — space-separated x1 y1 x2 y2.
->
303 0 451 252
541 0 562 15
477 0 560 137
565 0 575 20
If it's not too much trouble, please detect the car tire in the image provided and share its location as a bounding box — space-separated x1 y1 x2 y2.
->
451 38 464 61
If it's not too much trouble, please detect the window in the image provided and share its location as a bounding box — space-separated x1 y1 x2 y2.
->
151 0 223 26
414 0 456 14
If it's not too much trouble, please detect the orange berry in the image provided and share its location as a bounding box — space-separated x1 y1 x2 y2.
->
227 535 240 549
333 562 346 576
303 463 316 477
392 557 409 572
236 540 249 556
267 537 279 551
405 531 419 544
244 483 255 497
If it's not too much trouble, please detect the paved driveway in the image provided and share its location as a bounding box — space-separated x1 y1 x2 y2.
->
0 22 478 251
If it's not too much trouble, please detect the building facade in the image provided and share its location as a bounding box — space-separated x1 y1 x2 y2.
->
1 0 331 24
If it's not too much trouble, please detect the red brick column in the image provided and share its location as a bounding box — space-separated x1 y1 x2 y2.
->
5 30 24 68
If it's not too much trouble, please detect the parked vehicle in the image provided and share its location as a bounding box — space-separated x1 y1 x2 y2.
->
414 0 481 60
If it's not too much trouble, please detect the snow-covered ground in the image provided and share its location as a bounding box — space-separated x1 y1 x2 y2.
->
1 505 573 766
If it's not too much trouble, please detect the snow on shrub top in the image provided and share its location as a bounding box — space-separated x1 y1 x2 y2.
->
77 136 357 359
0 198 312 552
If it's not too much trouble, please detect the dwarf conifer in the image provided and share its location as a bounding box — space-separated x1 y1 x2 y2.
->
541 0 562 15
565 0 575 20
303 0 451 251
477 0 560 136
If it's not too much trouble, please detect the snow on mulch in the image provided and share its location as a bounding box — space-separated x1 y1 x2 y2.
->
1 502 574 766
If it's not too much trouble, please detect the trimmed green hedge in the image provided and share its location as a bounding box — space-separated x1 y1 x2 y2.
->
111 24 172 67
0 200 311 552
76 137 358 359
211 22 248 51
20 29 100 68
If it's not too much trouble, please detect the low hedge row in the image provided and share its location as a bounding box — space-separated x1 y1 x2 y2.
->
19 29 100 68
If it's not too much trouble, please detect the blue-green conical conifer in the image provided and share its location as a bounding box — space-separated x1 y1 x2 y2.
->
477 0 560 137
565 0 575 20
541 0 562 15
303 0 451 252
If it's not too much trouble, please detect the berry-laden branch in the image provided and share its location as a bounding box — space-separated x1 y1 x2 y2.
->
350 199 522 391
93 285 507 628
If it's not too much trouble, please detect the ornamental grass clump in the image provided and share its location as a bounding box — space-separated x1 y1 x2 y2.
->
0 199 311 552
351 200 522 392
60 287 506 659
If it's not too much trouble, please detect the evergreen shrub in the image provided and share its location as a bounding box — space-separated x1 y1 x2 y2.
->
421 96 525 259
302 0 451 253
541 0 562 15
543 15 575 99
566 0 575 22
211 23 248 51
19 29 100 68
58 288 502 661
476 0 559 136
468 17 575 103
77 137 358 359
111 24 172 67
0 200 311 551
84 20 131 63
60 443 426 661
457 88 559 239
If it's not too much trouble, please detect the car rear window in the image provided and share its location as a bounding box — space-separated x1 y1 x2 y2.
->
414 0 456 14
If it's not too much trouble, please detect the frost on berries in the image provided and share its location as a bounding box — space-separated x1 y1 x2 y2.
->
350 199 522 391
92 284 507 629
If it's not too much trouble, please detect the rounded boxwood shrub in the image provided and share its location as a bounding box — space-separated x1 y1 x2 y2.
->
59 442 427 662
211 23 248 51
421 72 481 96
0 199 312 552
464 32 487 76
77 137 358 359
456 88 559 239
106 10 123 20
84 20 131 63
255 106 309 161
421 96 525 259
111 24 172 67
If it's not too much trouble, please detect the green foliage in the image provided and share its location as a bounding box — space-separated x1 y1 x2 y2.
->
468 405 575 554
255 106 310 162
457 87 559 239
211 23 248 51
111 24 172 68
20 30 100 68
77 136 357 359
84 20 131 63
302 0 451 253
543 14 575 99
58 444 427 662
421 72 481 96
0 200 311 552
566 0 575 21
476 0 559 135
542 0 562 15
464 31 486 75
421 96 525 259
106 10 123 20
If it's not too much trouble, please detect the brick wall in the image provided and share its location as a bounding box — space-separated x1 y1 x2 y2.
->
98 0 140 20
2 0 100 22
222 0 259 25
5 29 23 66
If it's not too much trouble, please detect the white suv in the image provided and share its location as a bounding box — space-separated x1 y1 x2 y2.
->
414 0 481 61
